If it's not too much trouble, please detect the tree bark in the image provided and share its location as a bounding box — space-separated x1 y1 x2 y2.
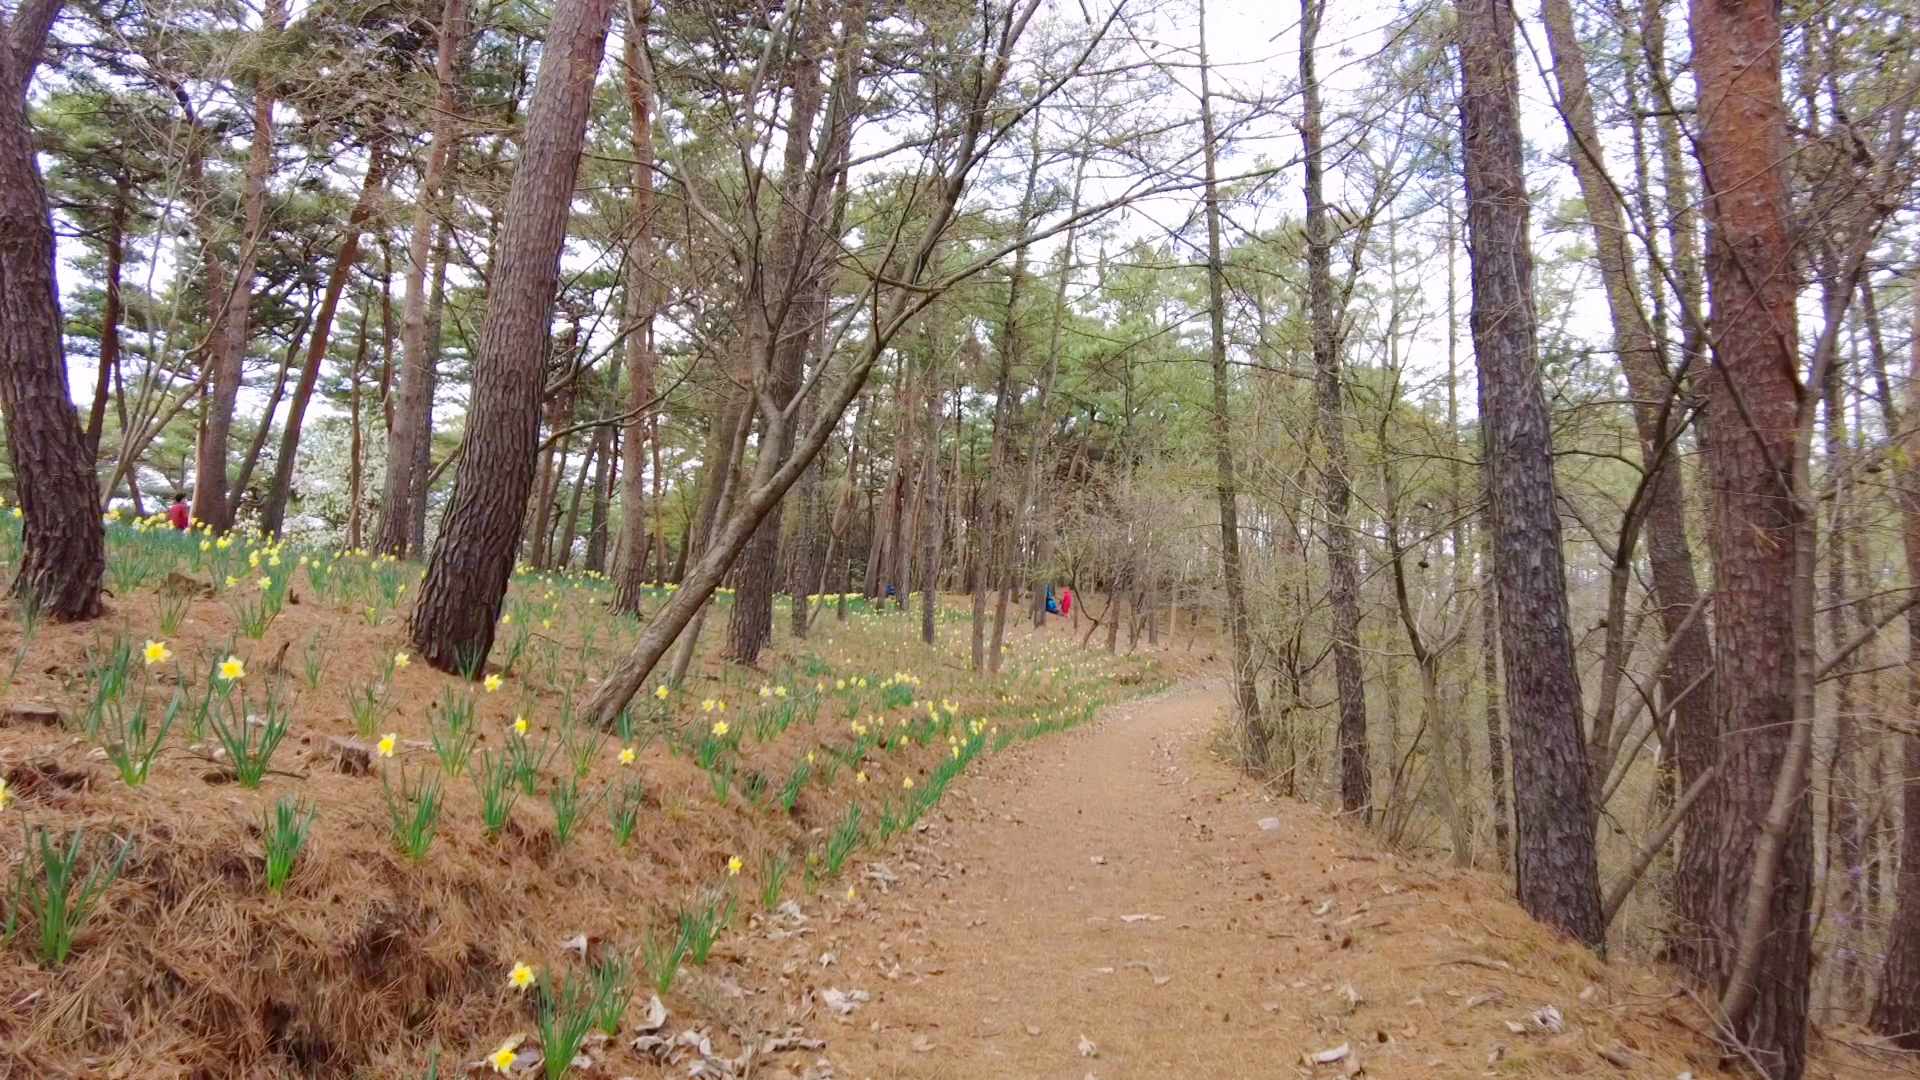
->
1690 0 1813 1071
1457 0 1603 948
261 153 385 537
376 0 468 558
1870 276 1920 1048
0 0 102 618
410 0 616 673
1302 0 1369 818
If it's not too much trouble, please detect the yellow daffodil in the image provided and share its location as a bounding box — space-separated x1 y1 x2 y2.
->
224 575 239 588
489 1043 517 1074
512 716 528 736
217 656 245 681
903 777 914 789
701 698 716 712
805 751 816 764
258 577 273 591
655 685 670 700
508 962 536 990
483 673 503 693
377 733 397 757
759 686 772 698
143 640 171 666
712 720 729 736
716 700 726 711
774 685 788 698
845 886 858 900
0 777 11 810
619 745 635 764
393 652 411 669
855 771 867 784
835 680 846 691
727 855 743 876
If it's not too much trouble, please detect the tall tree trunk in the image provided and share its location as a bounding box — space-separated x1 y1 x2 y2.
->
1690 0 1813 1071
585 413 614 572
410 232 450 553
920 377 944 645
1457 0 1602 948
1198 0 1262 767
611 0 657 611
346 296 371 549
262 153 385 537
1302 0 1368 818
376 0 467 557
84 171 127 463
0 0 102 618
723 11 834 664
1872 274 1920 1050
410 0 616 673
193 0 284 532
1541 0 1719 953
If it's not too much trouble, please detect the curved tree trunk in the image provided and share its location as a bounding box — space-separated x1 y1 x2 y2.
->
1457 0 1603 948
0 0 102 619
261 153 386 537
409 0 616 674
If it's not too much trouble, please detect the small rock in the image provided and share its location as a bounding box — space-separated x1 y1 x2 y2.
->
1089 855 1106 866
1077 1034 1098 1058
1025 1025 1041 1036
1258 817 1282 831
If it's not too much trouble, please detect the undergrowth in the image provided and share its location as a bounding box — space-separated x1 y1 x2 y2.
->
0 519 1169 1078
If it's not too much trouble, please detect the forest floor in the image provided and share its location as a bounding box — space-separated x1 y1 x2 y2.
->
741 679 1915 1080
0 523 1912 1079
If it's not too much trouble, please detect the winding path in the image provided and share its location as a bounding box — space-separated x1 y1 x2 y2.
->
760 679 1723 1080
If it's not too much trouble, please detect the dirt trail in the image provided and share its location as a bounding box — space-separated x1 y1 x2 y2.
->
764 679 1838 1080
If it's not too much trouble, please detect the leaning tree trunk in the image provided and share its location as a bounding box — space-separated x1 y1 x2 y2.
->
0 0 102 619
1457 0 1603 948
1690 0 1814 1074
261 153 385 537
376 0 468 558
1870 277 1920 1049
410 0 616 673
1302 0 1368 819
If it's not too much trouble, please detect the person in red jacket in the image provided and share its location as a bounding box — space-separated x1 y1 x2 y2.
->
1060 587 1073 616
166 493 190 530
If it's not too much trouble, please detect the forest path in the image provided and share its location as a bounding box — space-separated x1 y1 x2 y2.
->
768 679 1739 1080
